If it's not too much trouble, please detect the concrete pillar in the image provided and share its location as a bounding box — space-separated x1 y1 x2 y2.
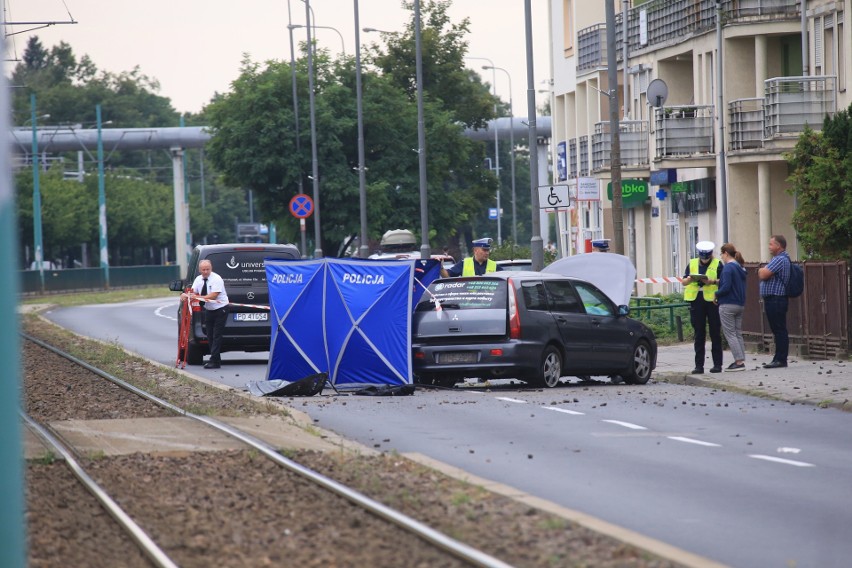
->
758 162 771 261
171 148 190 277
755 35 768 96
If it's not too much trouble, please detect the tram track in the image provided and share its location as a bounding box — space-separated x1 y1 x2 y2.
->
22 334 509 568
22 315 685 568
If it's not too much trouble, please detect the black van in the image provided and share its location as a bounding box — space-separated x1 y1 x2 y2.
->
412 272 657 388
169 243 301 365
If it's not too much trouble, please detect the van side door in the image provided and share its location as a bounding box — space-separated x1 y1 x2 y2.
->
571 280 633 370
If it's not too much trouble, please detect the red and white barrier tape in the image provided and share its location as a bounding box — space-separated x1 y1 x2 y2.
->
635 276 684 284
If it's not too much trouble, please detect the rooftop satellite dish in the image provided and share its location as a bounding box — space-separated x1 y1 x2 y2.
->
647 78 668 108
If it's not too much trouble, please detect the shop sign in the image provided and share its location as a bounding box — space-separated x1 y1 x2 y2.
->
606 179 649 208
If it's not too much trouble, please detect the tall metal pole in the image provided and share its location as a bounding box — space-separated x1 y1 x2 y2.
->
287 0 307 258
30 94 45 291
354 0 369 259
524 0 543 270
414 0 431 259
622 0 630 119
306 0 323 257
491 66 502 245
485 65 516 247
606 0 625 255
716 0 729 244
96 104 110 288
1 25 26 564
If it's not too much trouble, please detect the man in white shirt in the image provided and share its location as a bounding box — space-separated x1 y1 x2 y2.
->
189 260 230 369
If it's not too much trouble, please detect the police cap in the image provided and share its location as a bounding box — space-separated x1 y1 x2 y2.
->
696 240 715 260
472 238 493 250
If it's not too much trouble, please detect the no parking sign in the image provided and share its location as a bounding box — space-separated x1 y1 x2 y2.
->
289 194 314 218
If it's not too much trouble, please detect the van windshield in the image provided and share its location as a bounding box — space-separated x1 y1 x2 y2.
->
204 252 295 285
416 278 507 310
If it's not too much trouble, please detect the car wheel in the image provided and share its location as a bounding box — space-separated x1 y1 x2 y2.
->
536 346 562 388
186 341 204 366
623 340 652 385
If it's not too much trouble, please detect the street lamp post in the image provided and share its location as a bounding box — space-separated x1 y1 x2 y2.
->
483 64 516 248
30 94 45 292
468 56 501 245
287 0 307 257
287 23 346 55
354 0 369 259
96 104 110 288
414 0 430 259
305 0 322 257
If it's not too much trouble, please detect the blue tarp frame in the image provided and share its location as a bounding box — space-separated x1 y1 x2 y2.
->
265 258 424 389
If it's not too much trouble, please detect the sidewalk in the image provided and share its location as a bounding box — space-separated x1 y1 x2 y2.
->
654 342 852 412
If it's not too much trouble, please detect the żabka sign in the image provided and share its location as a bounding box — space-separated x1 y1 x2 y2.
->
606 179 649 209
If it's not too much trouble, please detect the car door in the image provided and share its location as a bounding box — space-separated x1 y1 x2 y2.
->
540 279 593 371
571 280 634 372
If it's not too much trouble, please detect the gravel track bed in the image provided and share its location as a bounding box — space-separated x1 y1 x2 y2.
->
23 316 682 567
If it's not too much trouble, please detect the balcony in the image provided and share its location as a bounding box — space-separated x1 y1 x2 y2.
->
654 105 714 158
577 0 799 75
728 76 837 150
728 98 764 150
764 76 836 138
592 120 649 171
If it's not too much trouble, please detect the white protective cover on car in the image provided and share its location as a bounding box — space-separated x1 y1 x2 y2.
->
541 253 636 306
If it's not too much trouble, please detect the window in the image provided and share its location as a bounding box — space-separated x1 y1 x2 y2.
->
572 282 615 317
544 280 584 313
521 281 548 311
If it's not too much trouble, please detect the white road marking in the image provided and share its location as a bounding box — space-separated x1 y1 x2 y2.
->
667 436 722 447
542 406 585 415
601 420 647 430
749 455 815 467
496 397 527 404
777 447 802 454
155 304 178 321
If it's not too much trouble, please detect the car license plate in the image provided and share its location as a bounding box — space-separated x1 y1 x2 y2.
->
438 351 477 364
234 312 268 322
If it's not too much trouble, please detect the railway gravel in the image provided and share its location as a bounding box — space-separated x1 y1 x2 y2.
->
23 316 682 567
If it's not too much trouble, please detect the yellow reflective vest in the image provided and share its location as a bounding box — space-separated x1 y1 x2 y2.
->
462 257 497 276
684 257 720 301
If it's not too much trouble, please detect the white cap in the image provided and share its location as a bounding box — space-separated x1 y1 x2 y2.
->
696 240 715 253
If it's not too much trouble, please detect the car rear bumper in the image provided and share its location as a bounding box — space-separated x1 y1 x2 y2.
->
412 339 545 379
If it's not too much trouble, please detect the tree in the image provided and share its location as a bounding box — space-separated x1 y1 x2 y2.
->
786 103 852 262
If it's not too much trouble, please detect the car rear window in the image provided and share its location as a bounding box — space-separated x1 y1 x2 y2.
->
204 251 296 285
417 278 507 310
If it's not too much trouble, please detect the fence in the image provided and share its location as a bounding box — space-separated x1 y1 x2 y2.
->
742 261 850 358
19 265 181 295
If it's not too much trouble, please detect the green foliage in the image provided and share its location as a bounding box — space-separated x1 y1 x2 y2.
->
204 2 502 256
785 103 852 262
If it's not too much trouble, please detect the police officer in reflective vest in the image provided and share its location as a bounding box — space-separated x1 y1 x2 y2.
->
442 238 504 277
682 241 723 374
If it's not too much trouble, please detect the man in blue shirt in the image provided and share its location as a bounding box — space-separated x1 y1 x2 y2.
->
758 235 790 369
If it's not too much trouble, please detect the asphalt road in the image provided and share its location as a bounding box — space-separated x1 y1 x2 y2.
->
42 297 852 568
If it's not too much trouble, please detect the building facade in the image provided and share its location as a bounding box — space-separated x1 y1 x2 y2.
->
548 0 850 292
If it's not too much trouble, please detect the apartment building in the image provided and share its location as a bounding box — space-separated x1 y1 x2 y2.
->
548 0 850 290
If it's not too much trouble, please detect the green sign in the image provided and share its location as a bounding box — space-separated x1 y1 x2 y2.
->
670 181 689 193
606 179 649 208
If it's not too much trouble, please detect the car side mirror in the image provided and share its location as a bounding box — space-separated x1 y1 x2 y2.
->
617 305 630 316
169 279 185 292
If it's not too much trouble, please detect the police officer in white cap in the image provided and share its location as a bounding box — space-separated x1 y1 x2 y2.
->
591 239 610 252
682 241 723 374
442 238 504 277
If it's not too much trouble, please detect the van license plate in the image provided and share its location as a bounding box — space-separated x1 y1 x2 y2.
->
438 351 477 364
234 313 268 322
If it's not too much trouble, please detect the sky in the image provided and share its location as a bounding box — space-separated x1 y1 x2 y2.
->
10 0 552 117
